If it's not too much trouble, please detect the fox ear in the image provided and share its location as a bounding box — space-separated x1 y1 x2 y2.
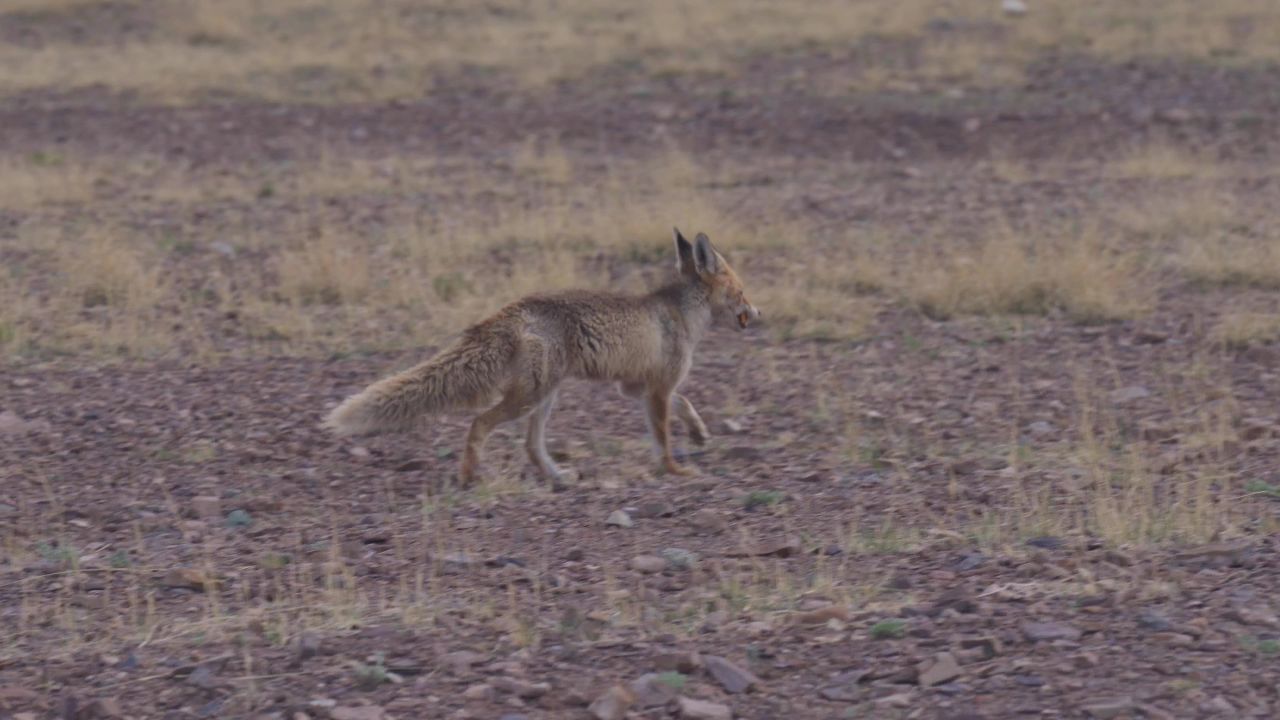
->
692 232 720 275
674 227 696 275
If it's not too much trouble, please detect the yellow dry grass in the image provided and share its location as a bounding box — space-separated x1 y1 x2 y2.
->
3 0 1279 103
1211 313 1280 350
904 224 1149 324
5 146 853 360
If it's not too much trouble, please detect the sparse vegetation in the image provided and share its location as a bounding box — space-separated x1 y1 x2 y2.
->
742 490 784 511
6 2 1280 717
870 619 906 639
904 224 1149 324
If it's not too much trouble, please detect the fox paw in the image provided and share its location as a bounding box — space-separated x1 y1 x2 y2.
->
662 460 697 477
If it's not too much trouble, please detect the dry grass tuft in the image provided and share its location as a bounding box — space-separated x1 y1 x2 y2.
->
1179 236 1280 290
1211 313 1280 350
51 229 172 356
276 228 372 307
1113 188 1239 246
904 224 1148 323
1106 142 1208 180
0 152 101 208
5 0 1280 103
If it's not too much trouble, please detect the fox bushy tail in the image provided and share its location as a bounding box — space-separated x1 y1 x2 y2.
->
325 327 517 435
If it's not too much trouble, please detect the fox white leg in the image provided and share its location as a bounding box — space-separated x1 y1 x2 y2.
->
525 389 563 481
673 393 709 445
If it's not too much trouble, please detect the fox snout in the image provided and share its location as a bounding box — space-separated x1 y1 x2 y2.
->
736 304 761 329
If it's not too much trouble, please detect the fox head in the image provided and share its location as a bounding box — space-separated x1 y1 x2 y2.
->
674 228 761 331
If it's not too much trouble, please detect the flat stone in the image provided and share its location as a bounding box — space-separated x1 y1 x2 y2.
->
917 652 962 687
1082 698 1135 719
1022 621 1081 642
631 555 667 574
678 697 731 720
703 655 759 694
605 510 633 528
588 685 634 720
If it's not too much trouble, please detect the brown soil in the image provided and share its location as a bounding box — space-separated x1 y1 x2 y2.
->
4 47 1280 720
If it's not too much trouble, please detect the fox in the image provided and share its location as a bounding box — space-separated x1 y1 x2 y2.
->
324 229 760 484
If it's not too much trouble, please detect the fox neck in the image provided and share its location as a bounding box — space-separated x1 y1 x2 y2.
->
653 279 715 342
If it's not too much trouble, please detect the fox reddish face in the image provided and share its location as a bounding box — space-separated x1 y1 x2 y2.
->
673 228 761 332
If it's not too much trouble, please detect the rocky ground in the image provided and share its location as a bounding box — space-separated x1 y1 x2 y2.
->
4 13 1280 720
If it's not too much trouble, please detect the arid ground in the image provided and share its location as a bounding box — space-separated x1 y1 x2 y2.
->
4 2 1280 719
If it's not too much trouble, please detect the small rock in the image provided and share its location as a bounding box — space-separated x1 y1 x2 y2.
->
588 685 634 720
630 674 678 709
295 632 323 661
633 501 675 519
83 697 123 718
442 650 486 674
958 636 1001 660
1022 621 1081 642
721 419 744 434
687 509 728 533
441 552 480 567
187 664 219 690
726 536 801 558
462 684 493 701
631 555 668 574
819 669 867 701
190 495 221 520
917 652 962 687
1026 421 1054 438
1025 535 1063 550
703 655 759 694
873 692 913 708
1201 696 1234 715
723 445 762 462
0 410 32 435
793 605 850 625
1109 386 1150 404
1072 651 1099 669
1136 609 1172 632
653 650 702 673
331 707 386 720
1082 697 1134 719
209 241 237 258
605 510 633 528
1001 0 1028 15
491 677 550 699
929 588 978 615
678 697 731 720
162 568 209 592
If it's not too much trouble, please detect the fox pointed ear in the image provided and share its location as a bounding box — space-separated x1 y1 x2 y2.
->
674 227 696 275
692 232 720 275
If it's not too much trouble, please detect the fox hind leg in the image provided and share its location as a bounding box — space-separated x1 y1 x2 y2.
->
461 391 537 486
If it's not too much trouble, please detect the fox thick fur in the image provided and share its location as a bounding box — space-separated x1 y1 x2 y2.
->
325 229 760 484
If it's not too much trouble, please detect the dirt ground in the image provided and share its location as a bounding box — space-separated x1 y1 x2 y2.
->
4 3 1280 720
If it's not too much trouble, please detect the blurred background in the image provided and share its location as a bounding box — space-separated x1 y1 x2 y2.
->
2 0 1277 358
4 3 1280 718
